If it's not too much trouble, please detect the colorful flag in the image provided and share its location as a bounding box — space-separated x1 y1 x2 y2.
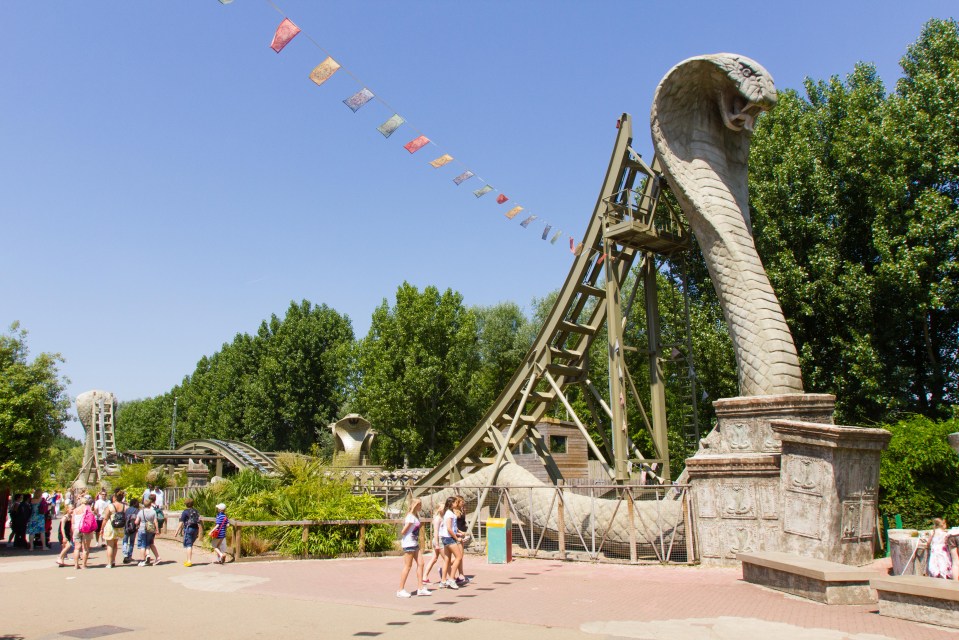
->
496 194 509 204
270 18 301 53
473 185 494 198
453 170 475 185
571 240 584 256
596 253 606 266
377 114 405 138
404 135 430 153
520 215 537 228
505 206 523 220
541 225 552 240
550 230 562 244
429 154 453 168
343 88 374 112
309 57 341 86
218 0 233 4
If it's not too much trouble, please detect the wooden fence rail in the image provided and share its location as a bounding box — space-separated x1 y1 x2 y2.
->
196 516 404 561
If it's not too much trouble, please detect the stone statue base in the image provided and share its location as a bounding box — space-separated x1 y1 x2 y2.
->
686 394 890 566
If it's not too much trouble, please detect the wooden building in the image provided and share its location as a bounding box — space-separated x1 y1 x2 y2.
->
508 418 590 483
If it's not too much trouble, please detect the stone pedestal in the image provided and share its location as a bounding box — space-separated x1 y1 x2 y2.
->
686 393 890 566
775 420 890 565
186 459 210 488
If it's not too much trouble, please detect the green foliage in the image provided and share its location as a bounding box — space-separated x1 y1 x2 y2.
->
116 300 354 454
0 322 71 490
879 415 959 528
353 283 482 466
110 461 152 492
744 18 959 423
188 460 392 557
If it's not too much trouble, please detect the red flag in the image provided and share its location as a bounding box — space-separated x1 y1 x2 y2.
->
596 253 606 266
404 135 430 153
270 18 301 53
496 194 509 204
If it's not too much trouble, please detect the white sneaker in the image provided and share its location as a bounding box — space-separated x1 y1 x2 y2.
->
445 579 459 590
416 588 432 596
137 561 147 567
396 590 412 598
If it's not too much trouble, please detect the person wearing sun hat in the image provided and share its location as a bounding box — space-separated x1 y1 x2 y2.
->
211 503 229 564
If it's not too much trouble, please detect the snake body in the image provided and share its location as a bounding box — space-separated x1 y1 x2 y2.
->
651 54 804 396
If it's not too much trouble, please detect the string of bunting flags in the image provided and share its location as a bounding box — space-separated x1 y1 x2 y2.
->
219 0 590 257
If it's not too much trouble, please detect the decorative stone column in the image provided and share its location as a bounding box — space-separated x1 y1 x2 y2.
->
186 459 210 488
773 420 891 565
686 394 836 565
686 393 891 566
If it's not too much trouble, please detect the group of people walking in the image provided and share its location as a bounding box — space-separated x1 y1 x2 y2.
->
397 495 473 598
5 490 58 550
4 485 231 570
56 488 167 568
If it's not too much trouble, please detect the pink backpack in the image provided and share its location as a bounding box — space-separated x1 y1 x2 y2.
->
79 508 97 534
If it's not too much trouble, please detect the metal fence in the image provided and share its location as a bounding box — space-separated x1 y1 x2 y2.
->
161 482 694 565
379 483 693 565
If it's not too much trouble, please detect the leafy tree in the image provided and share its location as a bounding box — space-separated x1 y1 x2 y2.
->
879 415 959 528
116 300 353 455
0 322 71 490
353 283 480 466
470 301 532 415
741 18 959 423
44 434 84 488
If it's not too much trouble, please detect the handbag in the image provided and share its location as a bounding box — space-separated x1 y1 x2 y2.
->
208 525 221 538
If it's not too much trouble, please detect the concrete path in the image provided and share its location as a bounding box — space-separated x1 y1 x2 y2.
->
1 537 954 639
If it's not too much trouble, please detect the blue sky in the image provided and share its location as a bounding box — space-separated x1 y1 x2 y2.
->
1 1 954 441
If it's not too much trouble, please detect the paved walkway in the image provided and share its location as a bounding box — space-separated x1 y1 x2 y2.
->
0 537 954 639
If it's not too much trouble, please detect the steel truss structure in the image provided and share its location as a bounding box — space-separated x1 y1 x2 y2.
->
415 113 700 494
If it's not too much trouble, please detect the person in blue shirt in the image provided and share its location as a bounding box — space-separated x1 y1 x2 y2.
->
212 503 229 564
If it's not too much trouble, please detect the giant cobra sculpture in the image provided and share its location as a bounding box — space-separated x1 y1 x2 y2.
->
651 54 804 396
411 54 802 553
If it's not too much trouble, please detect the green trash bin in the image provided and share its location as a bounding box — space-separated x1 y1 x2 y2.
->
486 517 512 564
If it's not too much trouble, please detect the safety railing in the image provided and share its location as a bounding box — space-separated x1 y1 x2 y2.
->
195 516 404 562
383 483 694 565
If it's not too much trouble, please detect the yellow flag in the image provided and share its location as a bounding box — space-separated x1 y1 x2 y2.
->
429 154 453 168
505 206 523 220
309 57 341 86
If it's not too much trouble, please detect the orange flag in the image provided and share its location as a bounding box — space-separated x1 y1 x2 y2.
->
505 206 523 220
430 154 453 168
270 18 300 53
309 57 341 86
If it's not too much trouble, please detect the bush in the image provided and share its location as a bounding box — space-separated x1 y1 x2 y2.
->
879 415 959 529
186 461 393 557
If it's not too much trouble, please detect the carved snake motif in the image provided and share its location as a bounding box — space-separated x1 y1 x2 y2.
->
651 54 804 395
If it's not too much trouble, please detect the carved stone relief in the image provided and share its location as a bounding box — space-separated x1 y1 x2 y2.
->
697 485 717 519
761 523 781 551
758 483 779 519
761 427 780 452
841 501 862 540
783 493 823 539
726 423 753 451
786 457 822 496
699 521 722 558
722 484 757 519
724 523 758 557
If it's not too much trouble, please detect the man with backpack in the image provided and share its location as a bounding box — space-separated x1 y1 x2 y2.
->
121 497 140 564
176 497 202 567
